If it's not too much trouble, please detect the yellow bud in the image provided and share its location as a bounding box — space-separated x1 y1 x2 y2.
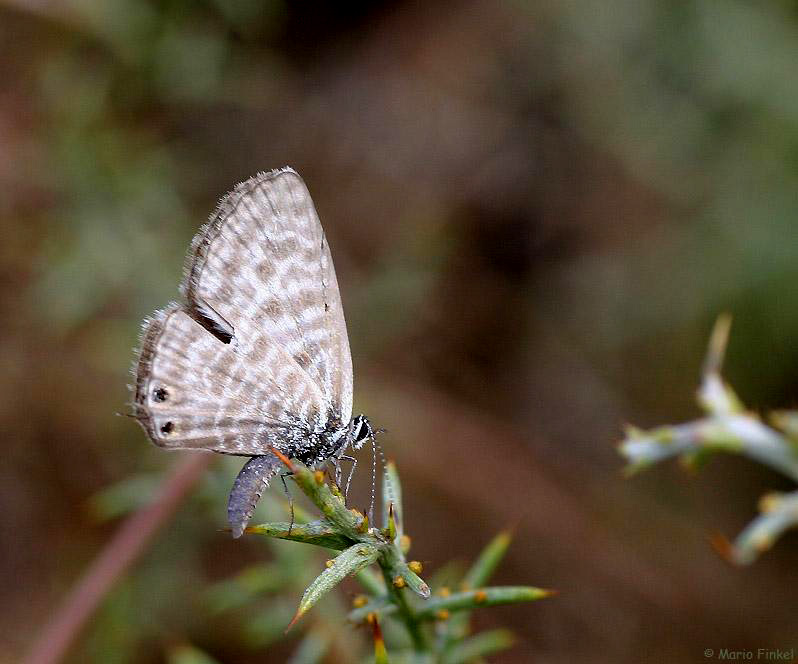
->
392 576 406 589
314 470 325 485
352 594 368 608
435 609 450 621
325 559 334 568
759 492 782 513
408 560 423 574
358 514 369 533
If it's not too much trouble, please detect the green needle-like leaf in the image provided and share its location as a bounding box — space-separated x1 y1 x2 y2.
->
393 560 430 599
285 460 365 539
217 454 543 660
382 461 404 539
416 586 552 620
289 543 380 628
462 530 511 589
245 520 352 550
446 530 513 640
440 629 515 664
349 586 551 623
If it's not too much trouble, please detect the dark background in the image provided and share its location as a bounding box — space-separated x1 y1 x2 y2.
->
3 1 798 662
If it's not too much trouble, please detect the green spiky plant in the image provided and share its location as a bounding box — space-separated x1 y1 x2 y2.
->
619 315 798 564
212 449 552 663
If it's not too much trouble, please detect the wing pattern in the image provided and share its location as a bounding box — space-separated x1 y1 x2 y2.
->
132 168 353 456
183 168 353 424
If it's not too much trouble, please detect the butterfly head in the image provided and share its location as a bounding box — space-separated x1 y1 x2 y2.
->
349 414 374 450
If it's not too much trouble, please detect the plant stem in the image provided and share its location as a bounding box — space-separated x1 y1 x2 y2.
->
24 454 211 664
379 559 428 652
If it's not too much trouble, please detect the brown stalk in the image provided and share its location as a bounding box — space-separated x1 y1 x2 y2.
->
23 453 212 664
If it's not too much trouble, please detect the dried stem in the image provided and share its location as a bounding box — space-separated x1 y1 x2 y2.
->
24 454 211 664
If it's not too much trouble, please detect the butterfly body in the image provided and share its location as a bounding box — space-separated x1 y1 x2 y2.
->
131 167 369 537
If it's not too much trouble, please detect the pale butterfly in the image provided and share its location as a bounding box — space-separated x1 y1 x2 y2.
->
131 168 373 537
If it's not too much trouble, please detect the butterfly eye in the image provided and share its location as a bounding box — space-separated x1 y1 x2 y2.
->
153 387 168 402
353 417 371 443
160 421 174 435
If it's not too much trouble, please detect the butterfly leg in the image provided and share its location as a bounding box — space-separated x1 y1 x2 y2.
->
279 471 295 536
328 457 343 488
339 454 358 502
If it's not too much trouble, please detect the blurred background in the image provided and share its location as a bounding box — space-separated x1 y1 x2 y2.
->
4 0 798 662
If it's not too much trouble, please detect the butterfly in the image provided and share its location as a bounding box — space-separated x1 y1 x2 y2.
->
131 168 373 537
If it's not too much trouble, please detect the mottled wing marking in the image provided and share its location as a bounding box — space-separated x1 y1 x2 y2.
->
182 168 353 424
133 304 327 455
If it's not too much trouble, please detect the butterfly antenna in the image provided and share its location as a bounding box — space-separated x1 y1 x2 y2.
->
368 434 378 524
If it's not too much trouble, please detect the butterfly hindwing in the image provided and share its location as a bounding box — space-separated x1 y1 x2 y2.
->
133 304 327 455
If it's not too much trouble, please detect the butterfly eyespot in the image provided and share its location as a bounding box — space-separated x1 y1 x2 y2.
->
153 387 168 402
160 421 174 435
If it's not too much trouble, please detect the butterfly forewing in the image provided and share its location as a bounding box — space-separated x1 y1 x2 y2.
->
181 168 353 424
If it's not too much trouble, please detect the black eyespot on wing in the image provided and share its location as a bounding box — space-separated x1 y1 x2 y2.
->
153 387 168 402
160 421 174 435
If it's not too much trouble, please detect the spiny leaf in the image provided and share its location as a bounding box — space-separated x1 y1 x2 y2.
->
350 586 551 624
461 530 512 589
381 461 403 539
446 530 513 640
416 586 553 620
380 543 431 599
719 489 798 565
274 455 364 539
392 560 430 599
244 520 352 550
288 543 380 629
440 629 515 664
